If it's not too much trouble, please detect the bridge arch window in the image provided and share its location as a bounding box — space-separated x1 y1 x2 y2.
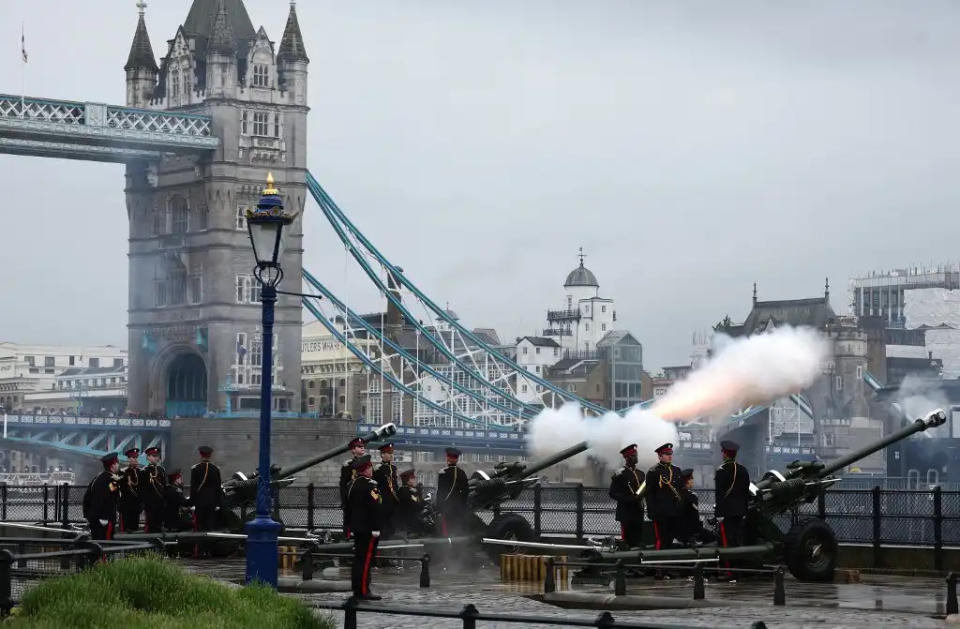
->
170 195 189 234
252 63 269 88
170 68 180 101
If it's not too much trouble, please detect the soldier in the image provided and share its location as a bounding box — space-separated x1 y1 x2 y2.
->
83 452 121 540
340 437 366 538
435 447 468 535
645 443 682 552
715 439 750 581
396 468 424 535
346 455 382 600
118 447 144 532
142 446 166 533
373 443 400 541
163 469 193 532
189 445 223 532
608 444 645 548
677 469 714 546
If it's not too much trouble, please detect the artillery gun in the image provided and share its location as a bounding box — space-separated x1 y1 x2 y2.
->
590 409 947 581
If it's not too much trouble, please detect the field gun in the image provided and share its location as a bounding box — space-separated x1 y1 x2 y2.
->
592 409 947 582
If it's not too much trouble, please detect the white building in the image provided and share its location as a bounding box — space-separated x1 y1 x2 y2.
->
0 342 127 412
542 252 616 354
515 336 562 403
300 320 376 419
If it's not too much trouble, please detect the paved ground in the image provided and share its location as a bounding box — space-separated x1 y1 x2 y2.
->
181 557 951 628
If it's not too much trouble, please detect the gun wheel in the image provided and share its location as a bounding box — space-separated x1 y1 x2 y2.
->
785 518 837 582
484 512 535 562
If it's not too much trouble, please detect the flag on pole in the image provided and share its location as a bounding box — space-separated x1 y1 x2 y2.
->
21 23 27 63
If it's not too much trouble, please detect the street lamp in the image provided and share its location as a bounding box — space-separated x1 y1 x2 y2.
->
244 172 294 587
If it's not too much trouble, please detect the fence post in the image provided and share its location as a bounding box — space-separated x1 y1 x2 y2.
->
693 563 705 600
0 549 12 616
61 484 70 528
575 485 584 542
307 483 315 531
872 486 881 569
544 557 555 594
614 560 626 596
272 485 281 522
933 486 943 573
947 572 958 616
460 603 478 629
301 550 313 581
1 483 7 521
343 597 358 629
594 611 616 628
43 484 49 525
817 492 826 520
16 543 25 569
533 483 542 539
419 554 430 588
773 567 786 606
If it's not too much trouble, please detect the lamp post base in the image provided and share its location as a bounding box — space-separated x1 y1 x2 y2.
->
245 515 282 587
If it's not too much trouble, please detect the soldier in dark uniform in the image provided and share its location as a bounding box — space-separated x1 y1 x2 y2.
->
83 453 121 540
346 455 382 600
715 440 750 581
340 437 366 538
435 447 468 535
163 469 193 532
677 469 714 546
373 443 400 542
118 448 144 532
142 446 166 533
189 445 223 532
396 468 424 535
608 444 645 548
645 443 682 552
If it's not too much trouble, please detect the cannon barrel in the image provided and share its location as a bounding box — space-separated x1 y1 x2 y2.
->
818 409 946 478
274 422 397 479
514 441 589 480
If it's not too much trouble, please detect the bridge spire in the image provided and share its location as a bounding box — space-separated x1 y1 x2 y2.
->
124 1 158 72
278 0 309 63
208 0 236 55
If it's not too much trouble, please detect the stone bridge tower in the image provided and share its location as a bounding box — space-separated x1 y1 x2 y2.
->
123 0 308 416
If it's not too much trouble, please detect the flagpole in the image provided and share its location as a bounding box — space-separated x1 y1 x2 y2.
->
20 21 26 118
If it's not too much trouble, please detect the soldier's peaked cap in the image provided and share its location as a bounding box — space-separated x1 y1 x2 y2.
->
680 468 694 479
198 445 214 456
400 468 416 480
445 447 461 457
655 443 673 454
144 446 161 456
620 444 638 456
348 437 365 448
351 454 373 471
167 468 182 480
720 440 740 453
378 443 394 453
101 452 119 466
124 447 140 458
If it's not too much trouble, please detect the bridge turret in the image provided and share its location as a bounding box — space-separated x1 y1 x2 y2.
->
277 1 309 106
205 0 238 97
124 1 159 108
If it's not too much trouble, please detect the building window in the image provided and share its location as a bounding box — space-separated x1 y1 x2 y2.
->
252 63 269 88
250 337 263 368
237 333 248 366
153 206 164 235
856 365 863 380
554 348 559 357
69 356 75 366
170 68 180 100
521 385 527 393
236 275 261 304
822 432 835 447
197 204 209 230
236 205 246 230
113 358 123 367
253 111 270 136
241 110 248 135
308 380 315 389
522 347 528 355
835 375 843 391
170 196 189 234
585 323 590 331
535 347 540 355
273 114 281 138
189 272 202 305
44 356 55 368
601 323 607 331
89 358 100 368
602 305 606 312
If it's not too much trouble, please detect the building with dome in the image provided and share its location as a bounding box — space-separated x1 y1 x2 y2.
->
543 250 617 354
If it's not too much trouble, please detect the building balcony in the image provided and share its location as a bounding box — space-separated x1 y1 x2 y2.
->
542 328 572 337
546 309 582 321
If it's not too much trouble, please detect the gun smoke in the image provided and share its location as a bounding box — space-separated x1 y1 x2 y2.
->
652 326 831 422
894 374 950 438
528 403 679 470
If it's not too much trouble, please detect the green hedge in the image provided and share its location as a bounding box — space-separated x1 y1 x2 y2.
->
8 556 333 629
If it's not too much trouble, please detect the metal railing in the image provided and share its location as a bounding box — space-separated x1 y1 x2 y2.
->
17 483 959 558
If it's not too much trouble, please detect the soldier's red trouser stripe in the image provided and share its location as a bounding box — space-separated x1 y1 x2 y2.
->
621 524 626 541
106 521 113 540
441 516 448 536
361 537 376 595
653 521 662 550
719 521 730 570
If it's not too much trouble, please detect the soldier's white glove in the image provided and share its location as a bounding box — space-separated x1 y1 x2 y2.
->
215 506 220 511
190 506 196 512
372 530 381 538
98 520 108 526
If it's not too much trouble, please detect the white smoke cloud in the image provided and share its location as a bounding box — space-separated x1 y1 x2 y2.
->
894 374 950 438
652 326 831 422
527 402 679 470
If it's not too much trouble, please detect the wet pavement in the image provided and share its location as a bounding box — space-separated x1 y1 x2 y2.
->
179 556 951 628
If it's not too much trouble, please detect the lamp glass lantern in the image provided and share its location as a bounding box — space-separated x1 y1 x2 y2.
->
246 173 294 284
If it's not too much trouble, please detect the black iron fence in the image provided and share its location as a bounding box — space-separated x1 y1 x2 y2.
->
7 483 958 550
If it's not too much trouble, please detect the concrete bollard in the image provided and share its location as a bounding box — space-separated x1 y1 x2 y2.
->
419 554 430 588
947 572 958 616
544 557 556 594
774 567 786 606
614 560 626 596
693 563 705 600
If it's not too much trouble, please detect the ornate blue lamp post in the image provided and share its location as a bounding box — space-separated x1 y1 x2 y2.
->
244 172 294 586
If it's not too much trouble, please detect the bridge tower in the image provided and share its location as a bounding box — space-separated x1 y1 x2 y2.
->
123 0 308 416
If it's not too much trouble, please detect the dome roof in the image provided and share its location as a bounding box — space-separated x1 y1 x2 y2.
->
564 261 598 287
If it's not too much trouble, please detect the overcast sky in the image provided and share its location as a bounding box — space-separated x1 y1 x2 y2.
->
1 1 959 370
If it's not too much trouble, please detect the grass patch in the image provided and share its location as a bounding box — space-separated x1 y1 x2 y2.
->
8 556 333 629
